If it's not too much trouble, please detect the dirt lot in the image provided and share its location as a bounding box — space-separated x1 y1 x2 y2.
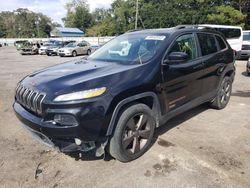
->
0 46 250 188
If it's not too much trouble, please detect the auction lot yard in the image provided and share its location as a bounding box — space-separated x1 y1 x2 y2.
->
0 46 250 188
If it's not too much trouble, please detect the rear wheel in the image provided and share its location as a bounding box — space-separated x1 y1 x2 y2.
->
210 76 232 109
109 104 155 162
72 51 77 57
87 49 91 55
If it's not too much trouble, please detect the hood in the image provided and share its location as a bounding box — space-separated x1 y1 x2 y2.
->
21 59 141 97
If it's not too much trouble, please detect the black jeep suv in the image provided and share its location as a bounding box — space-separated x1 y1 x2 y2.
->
13 25 235 162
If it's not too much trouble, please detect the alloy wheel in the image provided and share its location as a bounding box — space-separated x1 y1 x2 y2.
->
122 113 152 155
220 80 231 105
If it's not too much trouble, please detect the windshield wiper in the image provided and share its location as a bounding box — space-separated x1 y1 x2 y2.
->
137 52 149 65
138 53 143 64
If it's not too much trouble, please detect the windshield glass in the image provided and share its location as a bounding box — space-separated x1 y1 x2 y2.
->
88 34 168 64
65 42 77 47
243 32 250 41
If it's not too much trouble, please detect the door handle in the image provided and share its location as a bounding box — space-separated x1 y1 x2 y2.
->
193 64 204 70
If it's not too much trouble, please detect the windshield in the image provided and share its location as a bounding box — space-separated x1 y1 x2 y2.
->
87 34 168 65
65 42 77 47
243 32 250 41
51 42 63 47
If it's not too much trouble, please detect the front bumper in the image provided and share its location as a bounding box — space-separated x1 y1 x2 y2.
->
13 100 110 152
59 52 72 57
20 51 37 55
46 51 58 56
39 50 46 55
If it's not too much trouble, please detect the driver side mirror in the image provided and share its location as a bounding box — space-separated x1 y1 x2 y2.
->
163 52 189 64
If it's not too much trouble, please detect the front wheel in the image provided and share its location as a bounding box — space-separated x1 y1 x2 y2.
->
108 104 156 162
210 76 232 109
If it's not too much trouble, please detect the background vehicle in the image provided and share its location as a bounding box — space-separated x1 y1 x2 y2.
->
20 42 40 55
201 24 243 57
14 26 235 162
14 40 29 50
45 41 74 56
0 43 2 47
240 31 250 59
90 45 100 53
247 58 250 75
39 43 53 55
58 41 91 57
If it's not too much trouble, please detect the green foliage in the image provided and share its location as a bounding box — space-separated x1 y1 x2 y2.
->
0 0 249 37
63 0 92 32
0 8 58 38
207 5 246 27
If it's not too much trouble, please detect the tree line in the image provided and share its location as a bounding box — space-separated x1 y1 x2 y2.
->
0 8 61 38
0 0 249 38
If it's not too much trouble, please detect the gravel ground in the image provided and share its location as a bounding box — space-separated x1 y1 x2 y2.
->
0 47 250 188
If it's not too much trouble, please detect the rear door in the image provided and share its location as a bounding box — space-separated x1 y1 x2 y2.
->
76 42 84 54
162 33 204 111
197 33 224 96
81 41 89 54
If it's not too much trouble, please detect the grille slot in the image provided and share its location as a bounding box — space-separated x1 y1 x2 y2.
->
242 45 250 50
15 84 46 115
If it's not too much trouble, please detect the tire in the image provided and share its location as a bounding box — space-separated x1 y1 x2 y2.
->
72 51 77 57
87 49 91 55
109 103 156 162
210 76 232 110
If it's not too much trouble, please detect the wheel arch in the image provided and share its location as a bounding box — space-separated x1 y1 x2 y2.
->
106 92 161 136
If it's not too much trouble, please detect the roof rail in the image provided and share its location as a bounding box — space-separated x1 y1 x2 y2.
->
175 25 216 30
126 29 143 33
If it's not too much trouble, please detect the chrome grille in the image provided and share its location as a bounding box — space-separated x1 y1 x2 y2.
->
15 84 46 115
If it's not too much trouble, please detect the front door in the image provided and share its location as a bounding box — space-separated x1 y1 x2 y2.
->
162 33 204 111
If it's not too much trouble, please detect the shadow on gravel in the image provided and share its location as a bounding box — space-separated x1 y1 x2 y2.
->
152 105 209 144
231 90 250 98
241 71 249 77
65 150 107 161
66 105 209 162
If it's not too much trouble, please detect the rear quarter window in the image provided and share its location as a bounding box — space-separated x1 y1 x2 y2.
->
215 35 227 50
197 33 218 56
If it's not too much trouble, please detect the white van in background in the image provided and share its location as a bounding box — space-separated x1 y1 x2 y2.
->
239 31 250 59
201 24 243 55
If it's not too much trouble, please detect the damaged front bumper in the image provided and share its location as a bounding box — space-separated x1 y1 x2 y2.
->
13 102 107 157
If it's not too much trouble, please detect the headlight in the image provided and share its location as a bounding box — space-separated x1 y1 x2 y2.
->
54 87 106 102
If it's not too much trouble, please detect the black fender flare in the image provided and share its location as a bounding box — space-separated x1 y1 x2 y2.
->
106 92 161 136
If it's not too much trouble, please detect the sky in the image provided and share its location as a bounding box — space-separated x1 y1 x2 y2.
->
0 0 114 25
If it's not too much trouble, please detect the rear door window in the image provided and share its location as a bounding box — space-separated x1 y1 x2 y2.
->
197 33 218 56
215 35 227 50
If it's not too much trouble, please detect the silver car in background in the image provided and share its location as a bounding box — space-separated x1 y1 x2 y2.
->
58 41 91 57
